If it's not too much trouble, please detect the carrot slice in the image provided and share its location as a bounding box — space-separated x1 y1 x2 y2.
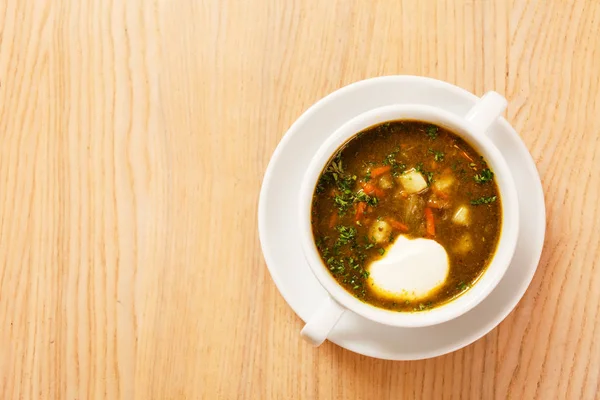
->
362 182 385 197
370 165 391 178
388 219 409 232
362 182 376 194
329 213 338 228
355 202 367 221
425 208 435 237
430 185 449 200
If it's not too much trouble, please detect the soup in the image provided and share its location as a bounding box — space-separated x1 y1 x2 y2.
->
310 120 501 312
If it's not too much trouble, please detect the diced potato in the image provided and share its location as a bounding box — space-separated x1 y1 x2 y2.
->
397 169 428 194
454 234 473 254
452 205 470 226
433 175 454 192
379 175 394 189
370 220 392 243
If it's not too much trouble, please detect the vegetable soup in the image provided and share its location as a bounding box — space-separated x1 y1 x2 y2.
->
310 120 501 312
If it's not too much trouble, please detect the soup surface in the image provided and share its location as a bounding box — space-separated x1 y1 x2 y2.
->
311 120 501 311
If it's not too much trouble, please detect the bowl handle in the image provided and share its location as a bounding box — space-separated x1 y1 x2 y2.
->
300 296 346 346
465 91 507 134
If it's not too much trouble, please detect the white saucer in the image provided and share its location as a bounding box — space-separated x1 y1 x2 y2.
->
258 76 546 360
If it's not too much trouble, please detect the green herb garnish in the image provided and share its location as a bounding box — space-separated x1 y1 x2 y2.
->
334 194 350 209
474 168 494 184
426 125 438 139
355 190 378 207
471 195 497 205
335 225 357 245
428 148 445 162
426 172 434 184
324 157 378 214
381 147 406 177
416 162 435 184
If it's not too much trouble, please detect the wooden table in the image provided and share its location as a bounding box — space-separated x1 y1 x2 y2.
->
2 0 599 398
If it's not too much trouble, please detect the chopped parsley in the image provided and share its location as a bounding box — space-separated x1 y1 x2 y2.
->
332 176 358 214
325 155 344 177
335 225 357 246
426 172 434 184
362 236 375 250
378 248 385 256
355 190 378 207
322 226 373 297
457 281 469 291
334 194 350 209
415 162 434 185
392 163 406 177
364 170 371 182
474 168 494 184
315 172 332 193
315 237 326 251
382 149 398 166
428 148 445 162
426 125 438 139
322 156 379 214
382 147 406 177
471 195 497 205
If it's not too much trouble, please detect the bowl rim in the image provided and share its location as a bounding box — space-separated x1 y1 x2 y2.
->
298 103 520 328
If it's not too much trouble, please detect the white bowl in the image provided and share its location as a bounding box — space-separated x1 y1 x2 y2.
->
298 92 519 346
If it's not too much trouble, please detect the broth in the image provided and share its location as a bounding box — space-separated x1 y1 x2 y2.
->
310 120 502 312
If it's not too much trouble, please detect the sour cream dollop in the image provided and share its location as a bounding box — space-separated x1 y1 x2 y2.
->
367 235 449 300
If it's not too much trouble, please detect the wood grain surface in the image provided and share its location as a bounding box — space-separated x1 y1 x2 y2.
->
1 0 599 398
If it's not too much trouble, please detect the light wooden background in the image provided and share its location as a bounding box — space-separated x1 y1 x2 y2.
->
1 0 599 399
